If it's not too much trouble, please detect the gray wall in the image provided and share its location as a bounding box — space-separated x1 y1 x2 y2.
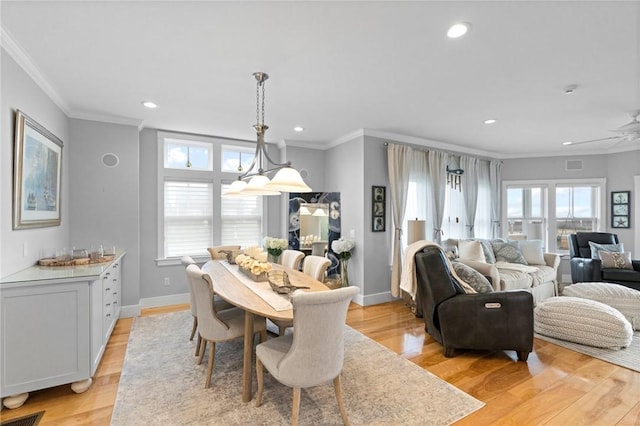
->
1 48 70 278
68 119 140 307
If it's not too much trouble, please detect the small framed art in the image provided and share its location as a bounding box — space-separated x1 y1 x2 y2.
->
611 190 630 229
372 186 385 232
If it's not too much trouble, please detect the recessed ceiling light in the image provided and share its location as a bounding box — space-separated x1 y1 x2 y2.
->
447 22 470 39
293 126 304 132
562 141 573 145
483 119 497 124
563 85 578 95
142 101 157 109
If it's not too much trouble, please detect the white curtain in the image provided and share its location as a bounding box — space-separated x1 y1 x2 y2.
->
475 160 492 238
428 150 448 243
489 160 503 238
460 156 479 238
387 144 412 298
403 150 431 248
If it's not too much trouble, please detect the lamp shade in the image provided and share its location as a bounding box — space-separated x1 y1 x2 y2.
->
265 167 312 192
222 179 249 197
407 220 426 245
241 175 281 196
312 207 327 217
299 206 312 215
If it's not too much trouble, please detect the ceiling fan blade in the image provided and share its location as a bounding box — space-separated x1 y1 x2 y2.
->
565 136 621 146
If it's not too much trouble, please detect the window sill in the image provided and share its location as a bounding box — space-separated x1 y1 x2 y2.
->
155 255 211 267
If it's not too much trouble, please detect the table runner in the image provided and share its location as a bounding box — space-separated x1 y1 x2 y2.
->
220 261 292 311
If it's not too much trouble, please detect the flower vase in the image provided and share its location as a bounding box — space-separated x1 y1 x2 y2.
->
268 252 281 264
340 259 350 287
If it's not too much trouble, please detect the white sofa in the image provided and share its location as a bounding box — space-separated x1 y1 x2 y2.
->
443 238 561 305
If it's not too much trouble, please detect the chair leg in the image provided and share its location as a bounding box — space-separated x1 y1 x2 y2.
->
517 350 529 362
333 375 350 426
291 387 301 426
197 339 207 365
278 324 287 336
205 341 216 388
195 333 202 357
260 328 267 343
255 357 264 407
443 346 456 358
189 316 197 341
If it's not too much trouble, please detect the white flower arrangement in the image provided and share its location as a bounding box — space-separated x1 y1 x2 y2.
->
331 237 355 260
263 236 288 257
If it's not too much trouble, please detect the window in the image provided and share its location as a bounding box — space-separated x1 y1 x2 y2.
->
157 132 265 262
503 179 605 253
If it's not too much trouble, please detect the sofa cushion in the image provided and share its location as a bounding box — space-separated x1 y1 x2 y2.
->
497 268 533 290
458 240 485 263
536 265 556 284
599 251 633 269
563 282 640 330
588 241 624 260
452 261 493 293
519 240 546 265
491 240 528 265
534 296 633 349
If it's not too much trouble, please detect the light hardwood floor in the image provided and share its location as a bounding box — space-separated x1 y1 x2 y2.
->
1 301 638 425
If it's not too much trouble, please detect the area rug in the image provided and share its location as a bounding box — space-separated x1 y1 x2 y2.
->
535 331 640 373
111 311 484 425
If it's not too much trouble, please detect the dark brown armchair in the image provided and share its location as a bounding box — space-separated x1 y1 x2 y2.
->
414 245 533 361
568 232 640 291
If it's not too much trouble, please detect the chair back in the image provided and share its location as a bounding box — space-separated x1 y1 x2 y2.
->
181 256 197 316
186 264 231 340
277 286 358 388
414 246 463 344
568 232 619 258
280 249 305 270
207 245 241 260
302 255 331 282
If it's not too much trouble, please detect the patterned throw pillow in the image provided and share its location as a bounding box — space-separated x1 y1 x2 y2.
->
599 251 633 269
588 241 624 260
452 261 493 293
491 240 528 265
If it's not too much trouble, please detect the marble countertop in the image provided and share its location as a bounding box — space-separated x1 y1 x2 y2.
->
0 251 126 286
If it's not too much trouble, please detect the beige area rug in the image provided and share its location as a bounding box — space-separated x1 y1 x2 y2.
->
111 311 484 425
535 331 640 373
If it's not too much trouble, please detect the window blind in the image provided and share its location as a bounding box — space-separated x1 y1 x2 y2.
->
164 181 213 257
221 184 263 247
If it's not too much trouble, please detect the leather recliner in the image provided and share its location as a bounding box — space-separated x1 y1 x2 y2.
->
414 245 533 362
568 232 640 291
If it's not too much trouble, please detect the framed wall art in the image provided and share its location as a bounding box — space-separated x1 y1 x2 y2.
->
611 190 630 229
13 110 63 229
372 185 386 232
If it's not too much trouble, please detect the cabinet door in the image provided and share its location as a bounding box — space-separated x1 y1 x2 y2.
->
111 261 122 318
90 279 104 376
1 282 90 397
102 270 116 343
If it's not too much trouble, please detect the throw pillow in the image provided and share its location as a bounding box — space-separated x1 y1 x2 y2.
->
599 251 633 269
464 239 496 263
588 241 624 260
491 240 528 265
519 240 546 265
452 261 493 293
458 240 486 263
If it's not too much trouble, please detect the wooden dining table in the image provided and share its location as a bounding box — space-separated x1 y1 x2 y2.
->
201 260 329 402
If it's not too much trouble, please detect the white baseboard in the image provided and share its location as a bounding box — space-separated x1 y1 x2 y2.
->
358 290 397 306
119 304 141 318
141 293 190 308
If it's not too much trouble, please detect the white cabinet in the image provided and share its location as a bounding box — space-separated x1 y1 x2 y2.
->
0 253 126 401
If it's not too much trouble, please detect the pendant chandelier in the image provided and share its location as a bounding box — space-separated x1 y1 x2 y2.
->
223 72 312 197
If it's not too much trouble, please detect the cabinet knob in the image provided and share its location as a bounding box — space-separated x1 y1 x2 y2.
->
105 287 111 292
106 303 111 307
105 272 110 277
106 313 111 318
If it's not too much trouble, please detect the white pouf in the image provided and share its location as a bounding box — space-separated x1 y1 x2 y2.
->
534 297 633 349
563 282 640 330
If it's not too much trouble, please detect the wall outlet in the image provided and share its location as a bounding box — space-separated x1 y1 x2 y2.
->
163 277 170 287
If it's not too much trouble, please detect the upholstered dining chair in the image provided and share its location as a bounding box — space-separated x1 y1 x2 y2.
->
255 286 359 426
180 256 199 344
280 249 305 271
207 245 241 260
302 255 331 282
186 264 267 388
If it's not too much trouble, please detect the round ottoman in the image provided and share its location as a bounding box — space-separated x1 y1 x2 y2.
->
563 282 640 330
534 296 633 349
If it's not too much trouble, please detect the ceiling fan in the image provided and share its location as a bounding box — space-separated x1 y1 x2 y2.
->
564 110 640 146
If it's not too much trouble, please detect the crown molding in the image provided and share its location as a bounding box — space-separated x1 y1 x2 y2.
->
1 26 70 115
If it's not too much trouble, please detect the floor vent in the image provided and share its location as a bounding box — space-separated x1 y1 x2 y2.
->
566 159 583 171
0 411 44 426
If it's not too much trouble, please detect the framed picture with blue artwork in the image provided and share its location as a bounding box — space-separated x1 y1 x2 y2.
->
611 190 630 229
13 110 63 229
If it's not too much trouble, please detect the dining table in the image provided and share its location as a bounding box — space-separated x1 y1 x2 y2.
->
201 259 329 402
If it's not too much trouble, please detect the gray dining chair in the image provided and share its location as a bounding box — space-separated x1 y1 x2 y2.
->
311 241 327 257
302 255 331 282
187 264 267 388
280 249 305 271
255 286 359 425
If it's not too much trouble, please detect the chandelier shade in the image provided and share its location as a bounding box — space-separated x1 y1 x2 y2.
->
222 72 312 197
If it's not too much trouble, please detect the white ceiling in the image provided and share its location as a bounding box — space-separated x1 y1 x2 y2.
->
2 1 640 158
